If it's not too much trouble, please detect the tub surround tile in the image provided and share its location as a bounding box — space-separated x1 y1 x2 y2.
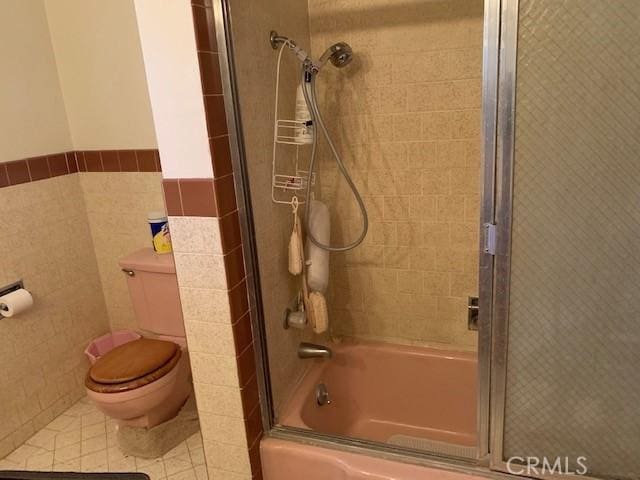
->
305 0 481 350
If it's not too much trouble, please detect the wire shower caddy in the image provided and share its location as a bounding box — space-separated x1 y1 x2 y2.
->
271 40 314 205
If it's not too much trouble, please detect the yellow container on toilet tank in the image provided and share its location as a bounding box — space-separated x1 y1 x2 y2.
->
147 211 172 254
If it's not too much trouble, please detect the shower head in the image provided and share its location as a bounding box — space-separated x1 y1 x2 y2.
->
318 42 353 69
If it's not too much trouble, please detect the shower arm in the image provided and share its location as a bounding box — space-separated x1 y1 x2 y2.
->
270 31 321 73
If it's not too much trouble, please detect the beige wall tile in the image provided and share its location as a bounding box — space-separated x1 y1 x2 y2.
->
188 352 239 388
309 0 482 350
169 216 222 255
193 383 243 419
0 176 110 458
184 321 236 357
173 253 226 290
198 412 247 447
203 440 251 476
80 172 165 332
178 287 231 324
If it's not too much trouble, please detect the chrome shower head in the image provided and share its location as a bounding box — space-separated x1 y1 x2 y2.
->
318 42 353 69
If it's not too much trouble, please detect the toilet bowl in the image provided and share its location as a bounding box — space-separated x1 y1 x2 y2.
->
84 248 191 428
85 336 192 428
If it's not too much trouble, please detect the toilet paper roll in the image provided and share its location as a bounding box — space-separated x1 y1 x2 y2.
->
0 289 34 317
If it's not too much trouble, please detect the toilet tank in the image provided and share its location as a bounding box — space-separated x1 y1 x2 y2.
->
118 248 185 337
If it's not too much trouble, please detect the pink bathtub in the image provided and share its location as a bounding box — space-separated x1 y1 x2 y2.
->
279 341 477 454
262 438 486 480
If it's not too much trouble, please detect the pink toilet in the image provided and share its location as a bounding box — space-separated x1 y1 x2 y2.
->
84 248 192 428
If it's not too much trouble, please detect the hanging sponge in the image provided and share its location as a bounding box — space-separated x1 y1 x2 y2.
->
309 291 328 334
288 203 303 275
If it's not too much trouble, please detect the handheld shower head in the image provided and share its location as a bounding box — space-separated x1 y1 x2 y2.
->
318 42 353 69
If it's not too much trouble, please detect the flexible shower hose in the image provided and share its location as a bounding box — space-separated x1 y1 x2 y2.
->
300 66 369 252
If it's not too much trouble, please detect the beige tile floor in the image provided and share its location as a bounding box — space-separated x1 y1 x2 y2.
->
0 397 207 480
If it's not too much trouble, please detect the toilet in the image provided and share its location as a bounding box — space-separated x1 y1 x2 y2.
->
84 248 192 428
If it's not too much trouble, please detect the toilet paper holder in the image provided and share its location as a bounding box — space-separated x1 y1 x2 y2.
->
0 280 25 312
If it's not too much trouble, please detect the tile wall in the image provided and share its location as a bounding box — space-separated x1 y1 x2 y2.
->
80 171 165 330
154 2 264 478
308 0 484 349
0 149 164 458
225 0 318 414
0 174 109 457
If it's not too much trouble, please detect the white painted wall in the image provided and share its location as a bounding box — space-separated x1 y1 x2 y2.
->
0 1 72 162
45 0 157 150
134 0 213 179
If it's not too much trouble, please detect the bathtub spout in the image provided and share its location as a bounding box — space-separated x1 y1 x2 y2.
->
298 342 332 359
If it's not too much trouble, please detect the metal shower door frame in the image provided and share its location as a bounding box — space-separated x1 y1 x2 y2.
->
486 2 608 479
214 0 502 471
487 0 518 471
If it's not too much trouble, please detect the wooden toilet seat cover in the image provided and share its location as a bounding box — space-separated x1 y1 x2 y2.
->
85 338 181 394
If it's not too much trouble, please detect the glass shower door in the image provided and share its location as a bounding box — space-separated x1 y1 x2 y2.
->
491 1 640 478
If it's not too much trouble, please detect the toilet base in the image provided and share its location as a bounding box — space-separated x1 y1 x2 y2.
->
118 381 192 429
117 395 200 458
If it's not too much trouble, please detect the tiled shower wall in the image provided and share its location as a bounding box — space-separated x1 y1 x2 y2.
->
309 0 483 349
228 0 318 412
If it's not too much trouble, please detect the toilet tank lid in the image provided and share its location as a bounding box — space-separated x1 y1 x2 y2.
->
118 248 176 274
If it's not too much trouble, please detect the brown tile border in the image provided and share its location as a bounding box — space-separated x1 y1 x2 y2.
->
0 149 161 189
162 178 218 217
213 173 237 216
76 149 161 173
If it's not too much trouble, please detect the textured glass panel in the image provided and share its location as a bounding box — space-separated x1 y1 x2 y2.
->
503 1 640 478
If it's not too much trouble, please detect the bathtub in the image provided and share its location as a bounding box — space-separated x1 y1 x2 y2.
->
278 341 477 456
261 437 487 480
